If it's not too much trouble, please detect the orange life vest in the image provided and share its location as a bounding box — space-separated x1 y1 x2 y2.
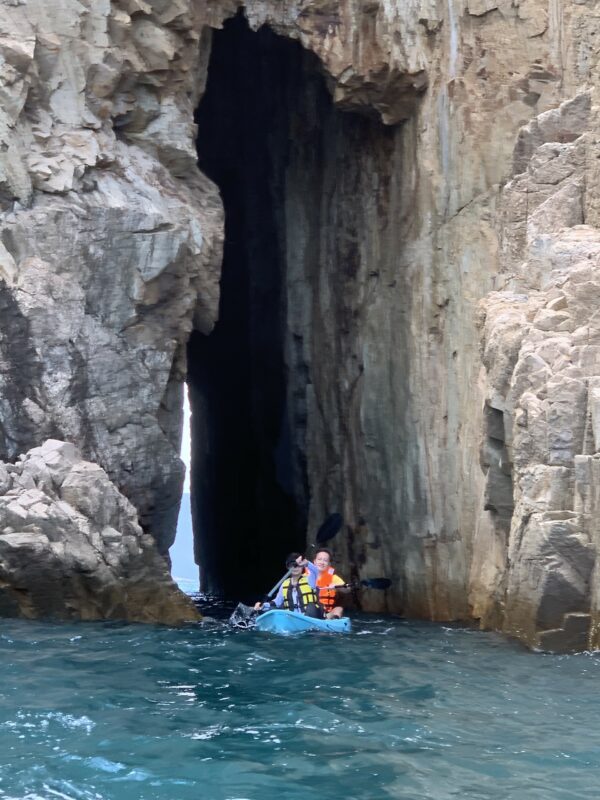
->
316 567 342 612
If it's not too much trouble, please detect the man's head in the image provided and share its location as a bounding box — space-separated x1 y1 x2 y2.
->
285 552 304 575
314 548 332 572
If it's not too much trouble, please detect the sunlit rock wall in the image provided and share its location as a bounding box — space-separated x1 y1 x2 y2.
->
474 93 600 652
0 0 223 554
0 0 599 642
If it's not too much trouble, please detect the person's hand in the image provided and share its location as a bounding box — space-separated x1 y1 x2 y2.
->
296 556 308 567
254 602 262 610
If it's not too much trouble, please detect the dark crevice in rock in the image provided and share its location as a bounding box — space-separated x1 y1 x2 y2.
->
188 11 397 599
188 14 312 597
482 403 514 531
0 281 52 460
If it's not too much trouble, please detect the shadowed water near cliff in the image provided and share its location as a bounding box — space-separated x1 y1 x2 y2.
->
1 616 599 800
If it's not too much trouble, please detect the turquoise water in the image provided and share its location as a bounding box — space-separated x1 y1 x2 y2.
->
1 613 599 800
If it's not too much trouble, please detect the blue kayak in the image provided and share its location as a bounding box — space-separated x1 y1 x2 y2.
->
254 609 351 635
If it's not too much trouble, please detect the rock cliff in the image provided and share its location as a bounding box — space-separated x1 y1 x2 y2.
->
474 92 600 651
0 439 199 622
0 0 599 645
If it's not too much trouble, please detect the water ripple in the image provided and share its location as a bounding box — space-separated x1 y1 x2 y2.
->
0 617 599 799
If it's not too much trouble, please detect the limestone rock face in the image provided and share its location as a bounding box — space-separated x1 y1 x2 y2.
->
0 439 199 623
0 0 599 644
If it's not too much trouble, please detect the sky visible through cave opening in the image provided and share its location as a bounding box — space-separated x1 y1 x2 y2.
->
170 386 197 592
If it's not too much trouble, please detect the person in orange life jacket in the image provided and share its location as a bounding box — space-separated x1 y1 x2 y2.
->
254 553 323 618
304 547 345 619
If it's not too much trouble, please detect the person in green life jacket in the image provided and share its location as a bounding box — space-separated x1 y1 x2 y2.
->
254 553 323 618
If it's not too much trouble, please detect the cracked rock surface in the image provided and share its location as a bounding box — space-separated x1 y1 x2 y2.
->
474 94 600 651
0 439 199 623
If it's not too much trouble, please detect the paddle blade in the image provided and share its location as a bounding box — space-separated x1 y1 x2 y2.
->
228 602 258 629
360 578 391 590
315 513 343 544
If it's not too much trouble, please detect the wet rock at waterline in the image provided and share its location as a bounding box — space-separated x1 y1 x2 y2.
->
0 440 199 623
0 1 600 648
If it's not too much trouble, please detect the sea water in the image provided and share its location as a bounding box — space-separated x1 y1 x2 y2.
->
0 612 599 800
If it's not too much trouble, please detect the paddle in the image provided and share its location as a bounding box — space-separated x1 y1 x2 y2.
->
329 578 391 591
313 512 343 545
228 602 258 629
266 568 292 600
362 578 391 590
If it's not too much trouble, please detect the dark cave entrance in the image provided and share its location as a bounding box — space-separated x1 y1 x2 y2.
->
187 12 397 600
188 13 319 598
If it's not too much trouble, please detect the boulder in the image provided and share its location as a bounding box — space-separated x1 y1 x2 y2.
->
0 440 199 624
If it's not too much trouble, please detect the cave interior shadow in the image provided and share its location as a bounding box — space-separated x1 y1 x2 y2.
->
188 12 317 599
186 8 394 601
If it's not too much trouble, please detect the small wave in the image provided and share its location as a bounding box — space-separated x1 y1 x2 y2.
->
2 711 95 735
1 615 600 799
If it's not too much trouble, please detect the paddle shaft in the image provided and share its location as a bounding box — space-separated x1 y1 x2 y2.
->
266 556 324 600
326 580 390 591
266 568 292 599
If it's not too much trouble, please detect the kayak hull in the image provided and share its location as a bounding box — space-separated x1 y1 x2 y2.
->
255 609 351 634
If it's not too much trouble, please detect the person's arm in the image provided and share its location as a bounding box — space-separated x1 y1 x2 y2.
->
304 564 317 589
295 557 317 588
273 586 285 607
305 561 319 580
